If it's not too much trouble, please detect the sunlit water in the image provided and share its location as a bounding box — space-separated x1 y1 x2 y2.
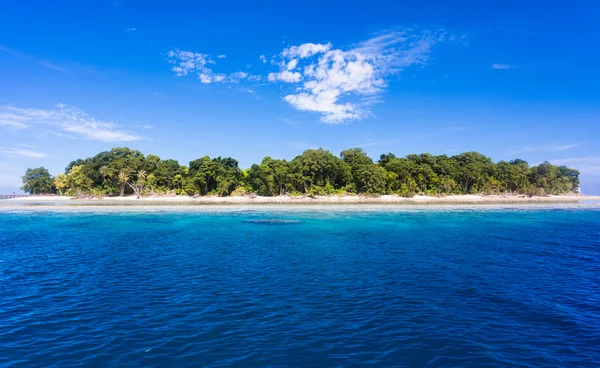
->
1 208 599 367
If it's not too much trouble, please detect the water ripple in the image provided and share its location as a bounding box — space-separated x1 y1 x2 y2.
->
1 210 599 367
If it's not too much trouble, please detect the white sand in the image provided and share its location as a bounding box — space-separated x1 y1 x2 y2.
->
6 194 599 205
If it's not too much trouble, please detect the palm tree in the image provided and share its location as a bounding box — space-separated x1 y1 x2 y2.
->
118 170 129 196
127 170 147 199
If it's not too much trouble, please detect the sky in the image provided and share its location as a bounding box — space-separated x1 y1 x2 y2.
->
1 0 599 194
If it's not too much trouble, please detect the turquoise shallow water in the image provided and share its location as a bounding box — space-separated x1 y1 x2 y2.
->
1 208 599 367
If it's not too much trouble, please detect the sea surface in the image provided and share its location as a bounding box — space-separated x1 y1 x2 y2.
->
1 207 599 367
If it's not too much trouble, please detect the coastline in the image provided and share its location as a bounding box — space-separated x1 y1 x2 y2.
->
6 194 600 204
2 194 599 212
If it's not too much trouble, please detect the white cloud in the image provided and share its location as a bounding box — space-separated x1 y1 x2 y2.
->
125 28 137 32
168 49 212 76
268 70 302 83
0 147 48 158
281 43 332 59
135 124 153 129
492 63 515 70
199 73 212 83
152 92 167 99
168 49 256 84
213 74 227 83
229 71 248 83
0 105 143 142
165 30 445 122
217 54 226 59
286 59 298 70
270 30 444 123
247 74 262 82
553 144 579 151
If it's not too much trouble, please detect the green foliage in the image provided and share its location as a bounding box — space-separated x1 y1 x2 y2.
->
23 148 581 197
290 148 345 193
21 167 55 194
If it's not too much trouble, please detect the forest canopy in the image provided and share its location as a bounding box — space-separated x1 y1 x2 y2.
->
21 147 580 197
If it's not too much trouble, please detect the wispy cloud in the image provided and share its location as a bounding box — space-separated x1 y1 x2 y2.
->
38 61 72 74
152 92 167 99
0 147 48 158
217 54 226 59
0 45 24 56
508 143 580 155
259 55 267 63
492 63 515 70
269 29 447 123
0 105 144 142
135 124 153 129
552 144 580 151
508 145 538 155
356 139 398 148
125 27 137 32
550 157 600 175
355 126 468 148
0 45 72 74
412 126 469 139
168 49 255 84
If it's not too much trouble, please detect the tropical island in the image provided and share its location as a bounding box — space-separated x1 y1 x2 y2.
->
15 147 588 205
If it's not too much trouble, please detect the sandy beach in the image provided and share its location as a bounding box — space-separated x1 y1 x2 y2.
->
3 194 600 210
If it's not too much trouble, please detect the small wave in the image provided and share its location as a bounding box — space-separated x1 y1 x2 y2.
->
244 219 301 225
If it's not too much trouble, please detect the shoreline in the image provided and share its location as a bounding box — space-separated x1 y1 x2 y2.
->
2 194 599 212
5 194 600 204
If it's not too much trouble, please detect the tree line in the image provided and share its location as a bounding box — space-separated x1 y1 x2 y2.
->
21 147 580 197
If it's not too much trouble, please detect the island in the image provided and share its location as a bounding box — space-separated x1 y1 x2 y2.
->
14 147 591 205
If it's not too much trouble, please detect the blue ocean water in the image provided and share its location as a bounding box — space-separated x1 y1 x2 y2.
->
1 208 599 367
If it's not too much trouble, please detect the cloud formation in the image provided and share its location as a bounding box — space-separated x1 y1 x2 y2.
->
168 49 254 84
492 63 515 70
0 45 72 74
168 50 213 77
0 147 48 158
508 143 580 155
550 157 600 179
166 29 446 122
0 105 143 142
269 30 445 123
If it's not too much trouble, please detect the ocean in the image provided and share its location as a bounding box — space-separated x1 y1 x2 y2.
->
1 207 599 367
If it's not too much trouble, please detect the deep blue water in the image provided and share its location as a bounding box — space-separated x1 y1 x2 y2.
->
1 208 600 367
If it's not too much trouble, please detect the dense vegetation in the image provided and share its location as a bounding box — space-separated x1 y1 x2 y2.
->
21 147 580 197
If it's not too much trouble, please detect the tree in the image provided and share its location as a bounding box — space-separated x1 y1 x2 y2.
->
21 167 55 194
290 149 345 193
355 164 388 194
378 153 396 167
247 157 291 196
21 147 581 197
54 173 69 195
66 165 93 195
118 170 129 196
127 170 147 198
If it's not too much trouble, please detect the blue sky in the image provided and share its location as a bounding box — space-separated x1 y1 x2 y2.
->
1 0 599 194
